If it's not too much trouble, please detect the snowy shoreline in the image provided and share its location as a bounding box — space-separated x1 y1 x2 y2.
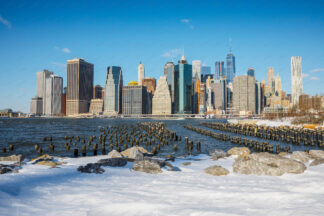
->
1 153 324 216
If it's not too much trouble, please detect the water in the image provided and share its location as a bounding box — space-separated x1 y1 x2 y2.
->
0 118 320 159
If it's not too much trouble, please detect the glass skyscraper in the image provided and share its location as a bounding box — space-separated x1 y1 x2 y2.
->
104 66 123 114
215 61 225 80
247 67 255 77
174 54 192 114
226 53 236 83
164 62 175 113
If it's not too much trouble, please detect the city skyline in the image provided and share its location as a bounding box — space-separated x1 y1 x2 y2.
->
0 0 323 112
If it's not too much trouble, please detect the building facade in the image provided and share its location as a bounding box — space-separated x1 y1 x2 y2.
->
66 58 94 116
291 56 303 105
142 77 156 94
247 67 255 77
122 86 149 115
192 60 201 79
89 99 104 114
93 85 103 99
215 61 225 80
44 75 63 116
104 66 123 115
233 75 256 114
152 76 172 115
36 69 53 114
164 62 175 112
138 62 145 85
174 54 193 114
30 97 43 116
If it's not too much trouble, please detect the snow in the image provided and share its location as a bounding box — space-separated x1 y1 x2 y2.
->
228 118 294 127
1 154 324 216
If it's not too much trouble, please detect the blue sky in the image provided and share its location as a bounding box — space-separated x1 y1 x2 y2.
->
0 0 323 112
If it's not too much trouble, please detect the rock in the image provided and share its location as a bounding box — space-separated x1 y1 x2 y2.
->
30 154 53 163
36 160 57 168
290 151 311 163
133 160 162 174
129 147 144 160
309 150 324 160
310 158 324 166
209 149 227 160
204 165 229 176
97 158 127 167
228 147 250 158
77 163 105 174
121 147 147 158
0 164 13 174
278 152 290 157
182 162 191 166
233 152 306 176
0 154 24 162
107 150 123 158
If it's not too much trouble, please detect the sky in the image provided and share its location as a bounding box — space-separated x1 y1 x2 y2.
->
0 0 323 112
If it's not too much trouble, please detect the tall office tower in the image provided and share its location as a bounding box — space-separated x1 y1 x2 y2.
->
164 62 175 112
152 76 172 115
247 67 255 77
291 56 303 105
142 77 156 94
174 54 193 114
192 60 201 79
215 61 225 80
122 85 149 115
66 58 94 116
192 75 200 114
30 97 43 115
138 62 145 85
36 69 53 114
233 75 256 114
93 85 103 99
210 78 227 112
255 81 262 114
226 53 236 83
44 75 63 116
201 66 213 82
275 74 282 97
104 66 123 115
267 67 275 94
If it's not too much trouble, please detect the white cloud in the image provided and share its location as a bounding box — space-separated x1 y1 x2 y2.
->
302 73 309 78
309 76 319 81
310 68 324 73
62 48 71 53
180 19 194 29
0 15 11 29
162 48 183 58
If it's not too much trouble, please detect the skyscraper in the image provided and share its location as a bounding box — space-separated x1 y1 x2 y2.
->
247 67 255 77
122 85 149 115
152 76 172 115
174 54 193 114
36 69 53 114
164 62 175 112
138 62 145 85
66 58 94 116
93 85 103 99
291 56 303 105
226 53 236 83
201 66 213 82
45 74 63 116
215 61 225 80
233 75 256 114
192 60 201 79
104 66 123 114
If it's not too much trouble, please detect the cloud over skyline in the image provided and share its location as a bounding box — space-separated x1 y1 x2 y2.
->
0 15 11 29
180 19 194 29
162 48 183 58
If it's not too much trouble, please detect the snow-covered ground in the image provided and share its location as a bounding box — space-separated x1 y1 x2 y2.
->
1 155 324 216
228 118 294 127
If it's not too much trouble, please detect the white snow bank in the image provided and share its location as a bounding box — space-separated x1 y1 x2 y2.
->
228 118 294 127
1 155 324 216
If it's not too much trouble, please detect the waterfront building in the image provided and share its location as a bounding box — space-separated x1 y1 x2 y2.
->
36 69 53 114
93 85 103 99
233 75 256 114
61 87 66 116
226 53 236 83
122 85 149 115
215 61 225 80
152 76 172 115
142 77 156 94
255 81 262 114
291 56 303 105
30 97 43 116
192 60 201 79
174 54 193 114
66 58 94 116
89 99 104 114
138 62 145 85
210 78 227 112
247 67 255 77
104 66 123 115
164 62 175 112
45 75 63 116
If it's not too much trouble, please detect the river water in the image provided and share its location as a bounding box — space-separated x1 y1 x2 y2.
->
0 118 320 159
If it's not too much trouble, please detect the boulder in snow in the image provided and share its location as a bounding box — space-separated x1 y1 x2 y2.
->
97 158 127 167
209 149 227 160
77 163 105 174
309 150 324 160
107 150 123 158
182 162 191 166
233 152 306 176
121 147 146 160
310 158 324 166
204 165 229 176
228 147 250 158
290 151 311 163
36 160 58 168
133 160 162 174
0 154 24 162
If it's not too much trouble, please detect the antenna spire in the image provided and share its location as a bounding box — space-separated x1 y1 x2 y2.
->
229 38 232 53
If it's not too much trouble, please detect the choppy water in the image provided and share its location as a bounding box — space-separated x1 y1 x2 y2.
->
0 118 320 159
